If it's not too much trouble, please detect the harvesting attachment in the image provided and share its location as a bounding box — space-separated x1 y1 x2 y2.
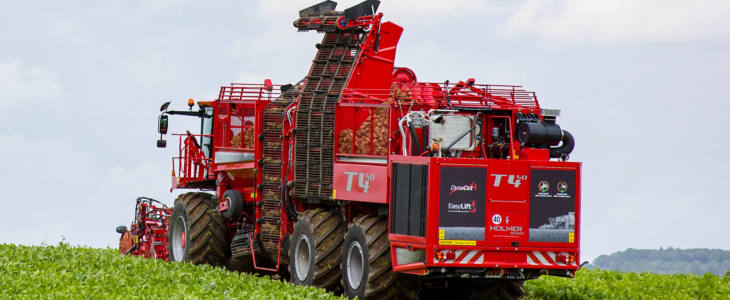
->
116 197 171 260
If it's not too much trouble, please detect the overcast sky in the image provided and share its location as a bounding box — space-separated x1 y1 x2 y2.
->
1 0 729 262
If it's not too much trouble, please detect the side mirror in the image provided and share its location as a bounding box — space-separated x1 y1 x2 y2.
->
157 139 167 148
158 115 168 134
116 226 128 234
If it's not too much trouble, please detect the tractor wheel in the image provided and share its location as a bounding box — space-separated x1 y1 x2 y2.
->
167 192 228 266
469 280 525 300
288 208 346 291
341 215 417 300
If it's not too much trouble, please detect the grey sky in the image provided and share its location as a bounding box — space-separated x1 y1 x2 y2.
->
1 0 729 262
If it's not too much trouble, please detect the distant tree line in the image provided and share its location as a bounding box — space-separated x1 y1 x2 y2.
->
586 248 730 275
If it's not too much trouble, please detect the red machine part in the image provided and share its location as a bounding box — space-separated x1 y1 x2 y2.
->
117 197 171 261
138 1 580 299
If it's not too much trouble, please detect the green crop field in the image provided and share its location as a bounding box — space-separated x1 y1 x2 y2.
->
524 268 730 300
0 243 339 299
1 243 729 299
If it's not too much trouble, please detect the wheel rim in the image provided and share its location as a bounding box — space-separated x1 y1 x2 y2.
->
294 235 311 281
171 216 187 262
346 241 364 290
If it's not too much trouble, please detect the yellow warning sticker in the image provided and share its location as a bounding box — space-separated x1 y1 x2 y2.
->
250 193 256 199
569 232 575 243
439 229 445 240
439 240 476 246
332 189 336 199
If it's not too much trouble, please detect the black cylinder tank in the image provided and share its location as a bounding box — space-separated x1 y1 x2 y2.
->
517 121 563 146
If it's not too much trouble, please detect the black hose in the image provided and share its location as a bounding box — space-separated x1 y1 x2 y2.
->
281 166 299 219
549 130 575 159
282 179 298 220
408 122 421 155
422 126 429 155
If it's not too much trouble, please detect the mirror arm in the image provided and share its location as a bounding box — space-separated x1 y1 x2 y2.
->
165 110 204 117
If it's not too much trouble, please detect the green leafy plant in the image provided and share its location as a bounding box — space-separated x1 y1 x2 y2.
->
3 243 729 299
524 268 730 300
0 243 341 299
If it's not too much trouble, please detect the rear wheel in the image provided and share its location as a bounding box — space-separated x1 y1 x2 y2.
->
341 215 416 299
167 192 228 266
288 208 346 291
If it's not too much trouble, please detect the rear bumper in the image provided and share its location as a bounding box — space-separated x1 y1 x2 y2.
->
389 238 579 277
427 247 579 269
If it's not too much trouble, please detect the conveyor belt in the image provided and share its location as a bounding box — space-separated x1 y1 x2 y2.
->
292 24 364 200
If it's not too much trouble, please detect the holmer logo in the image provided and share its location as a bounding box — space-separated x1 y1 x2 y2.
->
449 182 477 194
447 200 477 213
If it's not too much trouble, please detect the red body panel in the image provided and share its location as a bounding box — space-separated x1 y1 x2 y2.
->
140 8 583 280
388 156 581 271
333 162 388 203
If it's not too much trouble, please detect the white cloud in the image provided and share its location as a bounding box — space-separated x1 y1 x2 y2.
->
502 0 730 44
0 134 95 245
0 61 62 104
0 133 174 248
383 0 513 16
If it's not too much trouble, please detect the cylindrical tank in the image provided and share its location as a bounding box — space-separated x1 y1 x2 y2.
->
517 121 563 146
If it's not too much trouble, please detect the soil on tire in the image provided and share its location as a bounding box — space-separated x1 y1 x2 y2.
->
288 208 346 291
342 215 417 300
168 192 229 266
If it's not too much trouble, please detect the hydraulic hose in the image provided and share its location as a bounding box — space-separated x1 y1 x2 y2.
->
398 117 408 156
281 172 299 220
422 126 429 155
408 122 421 155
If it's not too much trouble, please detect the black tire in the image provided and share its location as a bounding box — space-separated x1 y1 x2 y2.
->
167 192 229 266
341 215 417 299
288 208 346 291
221 190 243 219
470 280 525 300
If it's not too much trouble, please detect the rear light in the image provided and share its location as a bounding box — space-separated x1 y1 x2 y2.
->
556 254 576 264
556 254 567 264
436 250 456 262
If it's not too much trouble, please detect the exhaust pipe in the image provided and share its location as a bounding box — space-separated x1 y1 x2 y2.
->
549 130 575 159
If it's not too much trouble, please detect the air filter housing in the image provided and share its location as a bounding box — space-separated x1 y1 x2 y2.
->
517 121 563 146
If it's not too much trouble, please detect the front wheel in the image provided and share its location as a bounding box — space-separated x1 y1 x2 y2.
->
167 192 228 266
341 215 416 299
288 208 345 291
